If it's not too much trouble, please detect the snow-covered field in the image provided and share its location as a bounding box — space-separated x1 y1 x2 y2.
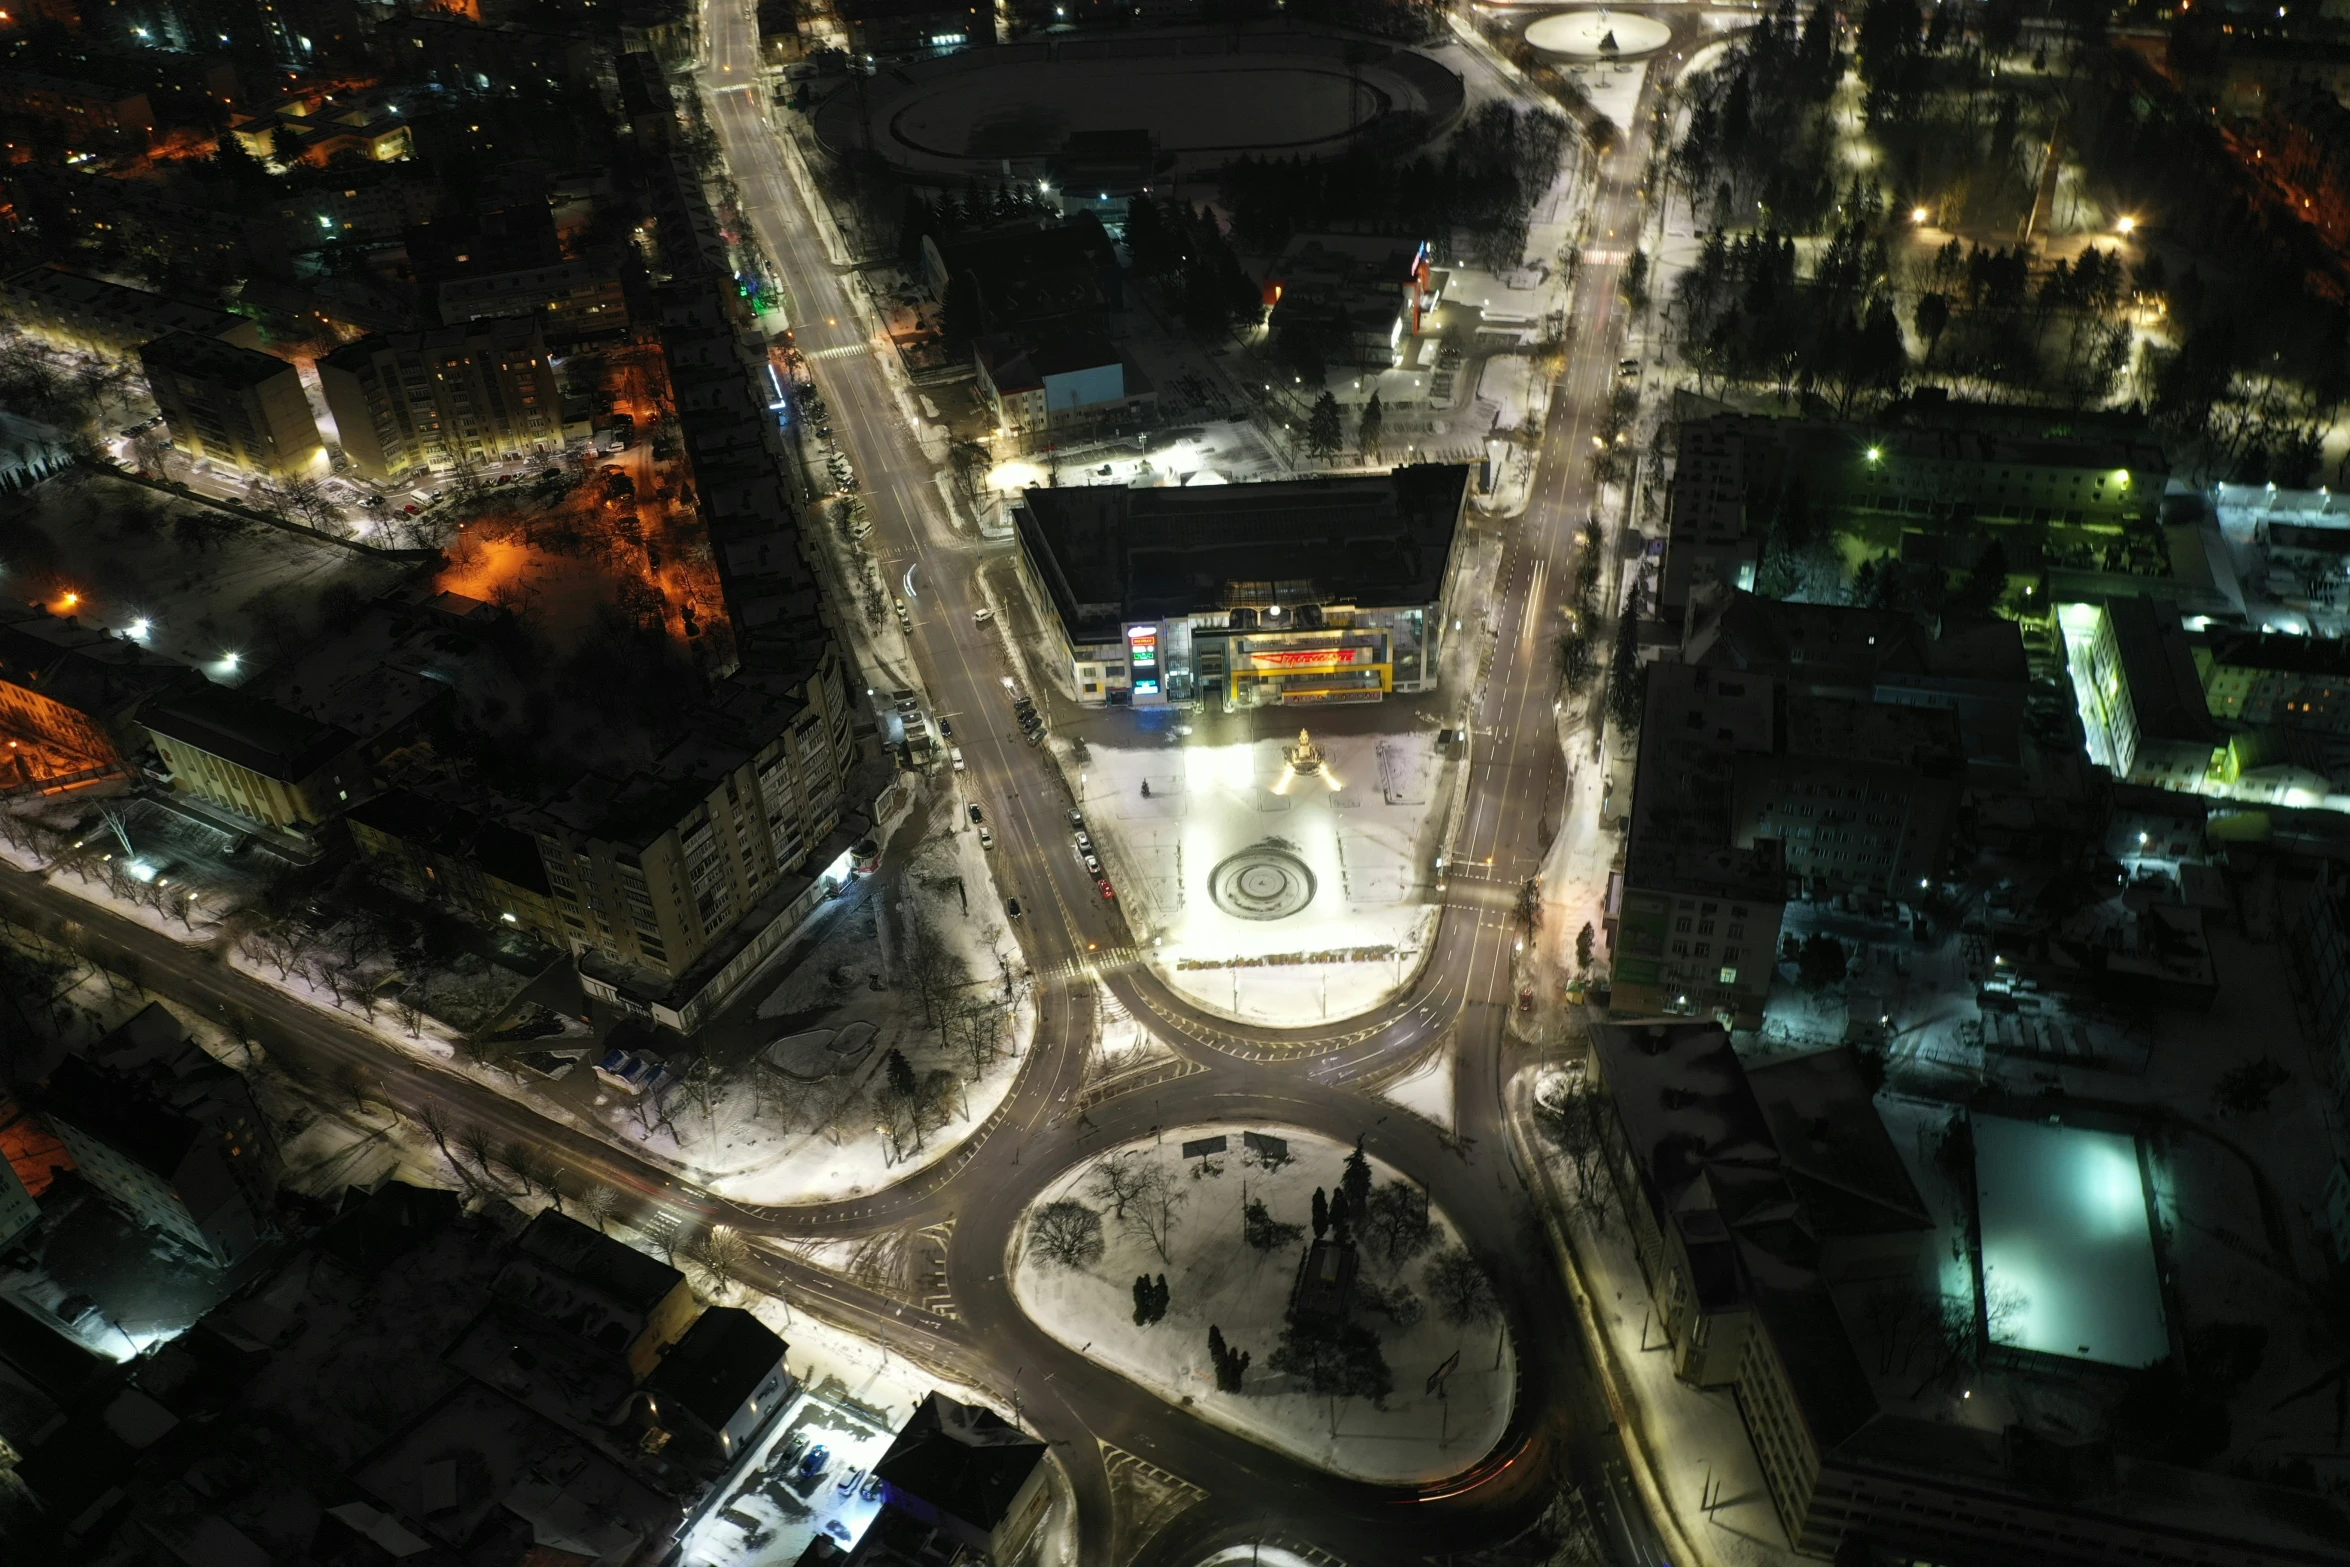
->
1009 1125 1514 1484
1375 1038 1457 1131
1082 726 1452 1026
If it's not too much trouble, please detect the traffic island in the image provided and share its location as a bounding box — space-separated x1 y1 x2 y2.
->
1009 1124 1514 1484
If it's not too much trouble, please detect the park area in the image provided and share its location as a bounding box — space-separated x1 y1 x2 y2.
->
1010 1124 1513 1484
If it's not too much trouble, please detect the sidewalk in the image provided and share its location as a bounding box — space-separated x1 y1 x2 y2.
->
1504 1064 1798 1567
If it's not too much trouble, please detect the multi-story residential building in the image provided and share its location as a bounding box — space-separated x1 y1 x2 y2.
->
0 617 198 790
1593 1023 2350 1566
436 258 628 346
346 787 566 945
0 264 260 358
1730 693 1964 900
1683 589 2032 777
39 1003 274 1268
1659 408 2169 631
1015 467 1472 708
0 72 155 141
972 329 1153 441
317 315 560 480
137 333 323 477
1606 664 1787 1026
140 683 368 833
2055 595 2223 790
529 663 860 1033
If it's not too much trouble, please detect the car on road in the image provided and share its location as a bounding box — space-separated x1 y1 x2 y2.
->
950 747 965 771
1618 358 1640 377
979 827 995 849
1082 853 1101 875
973 606 993 622
1067 809 1085 830
1095 877 1116 900
938 717 953 738
1005 897 1024 919
967 804 984 825
1073 830 1093 852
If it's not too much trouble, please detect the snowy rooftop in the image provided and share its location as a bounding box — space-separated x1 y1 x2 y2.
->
1973 1113 2168 1369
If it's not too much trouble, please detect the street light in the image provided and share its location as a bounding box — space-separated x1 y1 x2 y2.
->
2116 215 2138 235
1910 206 1929 223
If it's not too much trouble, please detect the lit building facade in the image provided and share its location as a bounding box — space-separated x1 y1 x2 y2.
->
141 683 368 832
1014 467 1471 709
0 264 261 358
139 332 323 477
318 315 561 480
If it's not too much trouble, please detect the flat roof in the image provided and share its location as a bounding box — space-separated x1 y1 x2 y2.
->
137 331 300 389
1018 466 1469 638
141 683 356 782
1973 1113 2168 1368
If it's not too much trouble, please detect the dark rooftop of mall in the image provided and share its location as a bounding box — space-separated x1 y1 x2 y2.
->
1017 466 1470 640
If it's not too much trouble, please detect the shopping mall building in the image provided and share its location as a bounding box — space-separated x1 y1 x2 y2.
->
1013 466 1473 708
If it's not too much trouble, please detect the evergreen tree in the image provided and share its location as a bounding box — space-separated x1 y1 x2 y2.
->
1134 1273 1157 1325
885 1048 917 1100
1306 391 1343 459
1607 593 1644 735
1311 1186 1330 1239
1576 922 1596 971
1357 391 1384 462
1342 1137 1373 1216
897 191 934 272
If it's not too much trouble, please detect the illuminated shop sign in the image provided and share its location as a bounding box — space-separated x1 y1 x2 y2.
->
1127 624 1159 696
1247 646 1366 671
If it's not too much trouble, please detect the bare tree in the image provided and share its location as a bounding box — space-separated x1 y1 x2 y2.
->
1424 1244 1502 1364
896 901 969 1030
239 921 303 980
696 1224 752 1297
455 1124 505 1188
1087 1150 1152 1221
1534 1073 1620 1230
1027 1198 1105 1269
1122 1161 1187 1265
573 1182 619 1231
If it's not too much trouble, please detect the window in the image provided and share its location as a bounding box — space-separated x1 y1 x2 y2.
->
1675 917 1692 933
1718 966 1739 984
1695 942 1711 957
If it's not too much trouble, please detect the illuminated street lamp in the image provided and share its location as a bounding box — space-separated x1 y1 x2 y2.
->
1910 206 1929 223
2115 215 2137 235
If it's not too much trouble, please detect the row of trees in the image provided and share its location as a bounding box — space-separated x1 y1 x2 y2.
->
1121 196 1267 341
1668 0 1843 238
1219 103 1568 270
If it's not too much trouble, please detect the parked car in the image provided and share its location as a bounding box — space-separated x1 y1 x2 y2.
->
967 804 984 825
938 717 953 738
1096 877 1116 900
950 747 966 772
1082 853 1101 875
800 1444 830 1480
973 606 993 622
979 827 995 850
1005 897 1024 919
1074 830 1093 852
1067 809 1086 830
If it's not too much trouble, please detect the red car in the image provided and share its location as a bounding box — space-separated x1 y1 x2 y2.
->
1096 877 1116 900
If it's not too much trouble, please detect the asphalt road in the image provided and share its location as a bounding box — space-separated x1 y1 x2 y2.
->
2 16 1702 1567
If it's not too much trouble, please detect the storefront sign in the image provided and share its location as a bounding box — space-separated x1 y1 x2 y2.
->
1246 646 1366 671
1127 624 1159 697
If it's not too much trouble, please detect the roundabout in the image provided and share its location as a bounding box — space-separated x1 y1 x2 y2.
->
1524 8 1673 57
810 27 1465 180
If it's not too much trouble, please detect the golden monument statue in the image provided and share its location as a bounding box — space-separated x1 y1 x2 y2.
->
1284 728 1325 775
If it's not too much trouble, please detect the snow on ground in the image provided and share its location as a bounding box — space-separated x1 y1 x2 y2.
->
1375 1040 1457 1131
1558 58 1647 134
690 817 1033 1205
1010 1125 1514 1484
1083 724 1451 1026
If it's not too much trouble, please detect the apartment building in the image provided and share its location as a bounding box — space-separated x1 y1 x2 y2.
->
1592 1024 2350 1566
318 315 560 480
1607 663 1787 1027
2055 595 2223 790
1730 694 1965 900
138 333 323 477
0 72 154 141
972 329 1153 441
528 658 858 1033
39 1003 274 1268
141 683 367 833
435 258 628 346
346 787 566 945
0 264 261 357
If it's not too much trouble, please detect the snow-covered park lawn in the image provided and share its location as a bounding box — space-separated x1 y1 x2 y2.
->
1010 1125 1514 1484
1080 722 1451 1026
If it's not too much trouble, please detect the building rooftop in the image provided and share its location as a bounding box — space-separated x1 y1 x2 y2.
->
874 1391 1047 1534
1018 465 1470 638
512 1208 683 1315
2 265 247 343
1973 1112 2169 1368
0 617 193 722
141 683 357 783
1744 1047 1932 1239
135 332 300 389
2103 595 2222 747
642 1306 784 1432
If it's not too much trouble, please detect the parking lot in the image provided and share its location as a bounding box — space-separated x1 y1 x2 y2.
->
677 1380 900 1566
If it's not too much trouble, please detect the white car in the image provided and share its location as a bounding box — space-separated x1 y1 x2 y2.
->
950 747 966 771
978 827 995 849
973 606 993 622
